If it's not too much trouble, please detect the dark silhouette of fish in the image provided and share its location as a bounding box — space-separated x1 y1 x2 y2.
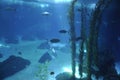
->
50 71 55 75
37 41 50 49
76 37 82 41
38 52 52 63
59 30 68 33
18 51 22 55
50 38 60 43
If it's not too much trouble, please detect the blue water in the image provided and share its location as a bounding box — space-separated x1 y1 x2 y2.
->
0 1 71 42
0 0 120 80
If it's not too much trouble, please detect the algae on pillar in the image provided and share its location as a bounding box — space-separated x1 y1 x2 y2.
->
68 0 77 79
78 4 87 78
86 0 113 80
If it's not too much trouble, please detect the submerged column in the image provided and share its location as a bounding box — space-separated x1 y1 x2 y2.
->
78 4 87 78
86 0 113 80
68 0 77 79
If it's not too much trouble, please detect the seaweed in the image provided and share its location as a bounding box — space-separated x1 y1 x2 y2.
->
35 61 49 80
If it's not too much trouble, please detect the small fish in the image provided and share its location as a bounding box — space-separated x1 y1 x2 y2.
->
50 71 55 75
41 11 50 16
76 37 82 41
59 29 68 33
18 51 22 55
50 38 60 43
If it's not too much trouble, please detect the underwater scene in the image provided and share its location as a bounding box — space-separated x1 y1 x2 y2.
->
0 0 120 80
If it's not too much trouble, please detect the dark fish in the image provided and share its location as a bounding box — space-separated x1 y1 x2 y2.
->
59 30 67 33
76 37 82 41
37 41 50 49
18 51 22 55
39 52 52 63
50 71 55 75
50 39 60 43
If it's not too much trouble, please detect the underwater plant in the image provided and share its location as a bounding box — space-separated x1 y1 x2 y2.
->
35 61 49 80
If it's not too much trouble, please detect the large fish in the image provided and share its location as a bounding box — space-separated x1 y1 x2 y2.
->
37 41 50 49
38 52 52 63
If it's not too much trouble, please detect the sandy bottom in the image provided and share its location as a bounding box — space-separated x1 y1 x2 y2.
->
0 40 71 80
1 40 120 80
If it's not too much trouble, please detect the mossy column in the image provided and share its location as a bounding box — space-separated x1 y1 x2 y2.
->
79 4 86 78
68 0 77 79
86 0 113 80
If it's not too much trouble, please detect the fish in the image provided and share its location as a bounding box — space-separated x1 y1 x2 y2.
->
50 71 55 75
76 36 83 41
59 29 68 33
50 38 60 43
37 41 50 49
18 51 22 55
38 52 52 63
41 11 50 16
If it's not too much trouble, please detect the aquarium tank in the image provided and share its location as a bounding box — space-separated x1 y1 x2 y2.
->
0 0 120 80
